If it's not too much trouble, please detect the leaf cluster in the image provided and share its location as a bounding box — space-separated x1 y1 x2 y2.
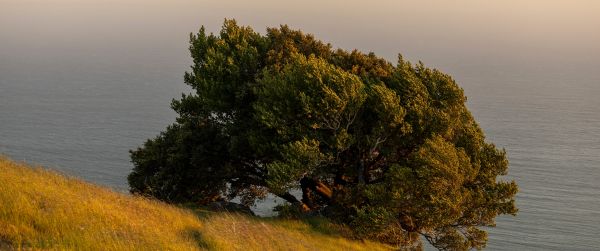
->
128 19 517 250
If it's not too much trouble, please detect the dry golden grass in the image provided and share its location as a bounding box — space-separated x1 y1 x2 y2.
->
200 214 391 251
0 157 391 251
0 157 204 250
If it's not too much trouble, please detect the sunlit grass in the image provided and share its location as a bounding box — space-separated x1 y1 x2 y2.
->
199 213 390 251
0 157 391 250
0 157 204 250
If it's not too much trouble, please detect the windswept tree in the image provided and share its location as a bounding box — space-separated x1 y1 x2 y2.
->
129 19 517 250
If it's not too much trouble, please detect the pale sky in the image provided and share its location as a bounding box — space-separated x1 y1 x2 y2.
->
1 0 599 71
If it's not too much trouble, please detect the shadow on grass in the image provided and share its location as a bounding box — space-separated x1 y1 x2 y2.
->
300 216 348 237
180 202 354 241
0 239 13 250
184 228 211 250
268 215 356 239
179 203 214 219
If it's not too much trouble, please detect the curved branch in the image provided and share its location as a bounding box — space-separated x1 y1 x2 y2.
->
300 177 333 210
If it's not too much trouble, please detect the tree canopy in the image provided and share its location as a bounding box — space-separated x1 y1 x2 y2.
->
128 19 517 250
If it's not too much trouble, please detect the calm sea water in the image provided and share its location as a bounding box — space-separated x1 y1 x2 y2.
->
1 1 599 250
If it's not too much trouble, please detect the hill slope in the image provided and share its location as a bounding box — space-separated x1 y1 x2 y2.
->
0 157 391 250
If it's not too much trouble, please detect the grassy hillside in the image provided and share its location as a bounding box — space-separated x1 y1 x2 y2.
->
0 157 391 251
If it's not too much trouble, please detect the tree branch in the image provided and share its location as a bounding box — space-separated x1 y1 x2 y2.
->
275 192 301 204
300 177 333 210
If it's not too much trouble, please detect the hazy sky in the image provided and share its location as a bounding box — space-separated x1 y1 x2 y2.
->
2 0 599 71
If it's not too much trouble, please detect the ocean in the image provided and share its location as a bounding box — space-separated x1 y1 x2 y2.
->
1 1 599 250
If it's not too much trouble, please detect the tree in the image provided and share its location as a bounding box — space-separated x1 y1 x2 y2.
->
128 19 517 250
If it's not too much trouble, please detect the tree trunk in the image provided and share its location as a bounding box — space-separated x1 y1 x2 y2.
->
300 177 333 211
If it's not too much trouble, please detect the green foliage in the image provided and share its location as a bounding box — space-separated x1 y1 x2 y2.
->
266 138 324 194
129 19 518 250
